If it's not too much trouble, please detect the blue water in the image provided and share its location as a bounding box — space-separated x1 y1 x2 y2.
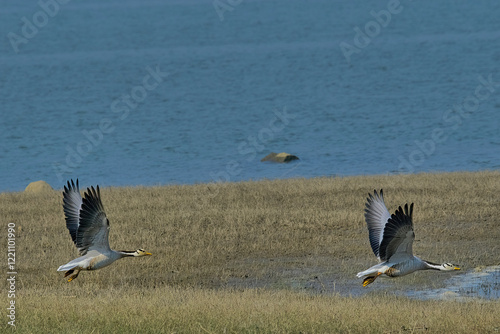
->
1 0 499 192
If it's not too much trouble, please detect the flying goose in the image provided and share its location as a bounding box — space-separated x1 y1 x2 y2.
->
357 189 460 286
57 179 152 282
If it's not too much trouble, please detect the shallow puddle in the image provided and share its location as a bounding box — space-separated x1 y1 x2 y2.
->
223 257 500 300
405 266 500 300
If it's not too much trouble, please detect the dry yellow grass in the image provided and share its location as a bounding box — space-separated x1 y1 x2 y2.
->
1 171 499 333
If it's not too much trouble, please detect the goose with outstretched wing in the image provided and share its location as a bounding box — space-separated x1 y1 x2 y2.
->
57 179 151 282
357 189 460 287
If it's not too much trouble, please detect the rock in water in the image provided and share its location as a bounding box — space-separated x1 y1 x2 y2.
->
261 152 299 163
24 180 54 193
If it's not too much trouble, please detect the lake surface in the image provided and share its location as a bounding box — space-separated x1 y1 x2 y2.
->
1 0 499 192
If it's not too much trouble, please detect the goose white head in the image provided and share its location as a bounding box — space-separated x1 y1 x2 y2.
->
441 263 460 271
133 249 152 257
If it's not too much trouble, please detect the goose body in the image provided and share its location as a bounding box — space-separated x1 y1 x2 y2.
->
57 179 151 282
357 190 459 286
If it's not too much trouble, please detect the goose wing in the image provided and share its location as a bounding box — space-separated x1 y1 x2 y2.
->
76 185 111 255
62 179 82 246
378 203 415 262
364 189 391 260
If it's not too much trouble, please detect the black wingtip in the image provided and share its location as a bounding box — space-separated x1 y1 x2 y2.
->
84 184 102 203
393 203 414 222
401 203 413 219
64 179 80 191
87 186 95 198
367 189 383 201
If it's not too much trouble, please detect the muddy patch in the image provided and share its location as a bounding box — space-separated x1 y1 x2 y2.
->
221 257 499 300
405 266 500 300
221 256 422 297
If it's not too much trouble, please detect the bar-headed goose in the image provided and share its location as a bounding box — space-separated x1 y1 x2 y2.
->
58 179 151 282
358 189 459 286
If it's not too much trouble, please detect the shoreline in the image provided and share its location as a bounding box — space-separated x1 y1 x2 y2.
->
5 169 500 195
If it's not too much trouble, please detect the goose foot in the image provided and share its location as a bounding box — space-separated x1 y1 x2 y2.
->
64 268 81 282
362 272 382 287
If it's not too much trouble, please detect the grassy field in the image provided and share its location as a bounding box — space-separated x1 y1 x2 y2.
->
1 171 500 333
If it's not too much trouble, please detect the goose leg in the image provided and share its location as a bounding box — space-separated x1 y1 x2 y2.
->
64 268 81 282
362 272 382 287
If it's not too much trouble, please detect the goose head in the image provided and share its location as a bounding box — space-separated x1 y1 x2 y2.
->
133 249 152 257
440 263 460 271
